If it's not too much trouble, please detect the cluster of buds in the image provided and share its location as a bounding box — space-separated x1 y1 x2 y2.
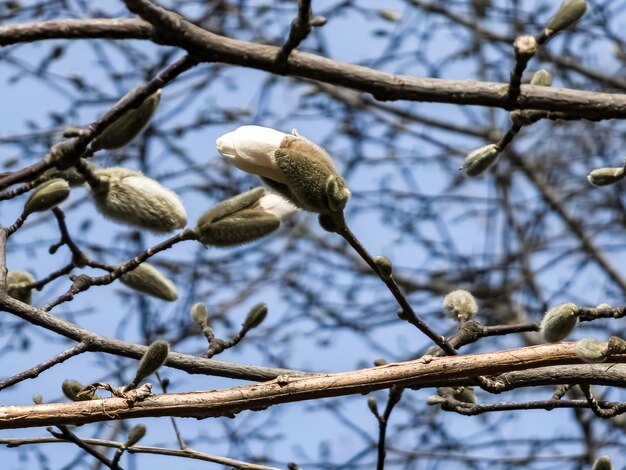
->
216 125 350 214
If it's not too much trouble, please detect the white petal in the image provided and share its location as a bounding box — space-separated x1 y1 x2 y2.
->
216 126 288 183
258 193 297 219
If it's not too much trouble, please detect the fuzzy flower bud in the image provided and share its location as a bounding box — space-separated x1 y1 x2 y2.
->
194 188 295 247
216 126 350 214
443 290 478 322
373 358 388 367
546 0 587 37
530 69 553 87
92 90 161 151
374 256 393 280
126 424 147 447
132 340 170 386
23 179 70 215
540 303 579 342
6 270 35 304
462 144 500 177
88 167 186 232
62 379 93 401
367 397 379 415
592 456 613 470
32 394 43 404
120 263 178 301
587 167 625 187
242 303 268 332
191 302 209 326
575 338 608 363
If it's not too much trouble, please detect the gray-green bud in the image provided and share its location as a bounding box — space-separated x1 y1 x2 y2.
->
575 338 608 363
62 379 92 401
92 90 161 151
462 144 500 177
530 69 553 87
373 358 388 367
126 424 147 447
310 16 327 27
133 340 170 385
587 167 625 187
191 302 209 326
32 394 43 404
378 9 401 22
6 270 35 304
367 397 379 415
592 456 613 470
546 0 587 37
242 303 268 332
443 290 478 322
374 256 393 280
540 303 579 342
120 263 178 301
23 179 70 215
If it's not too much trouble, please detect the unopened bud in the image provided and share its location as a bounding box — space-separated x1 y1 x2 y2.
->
89 167 186 233
426 395 446 405
191 302 209 325
587 167 625 187
120 263 178 301
462 144 500 177
367 397 379 415
32 394 43 404
378 9 401 22
133 340 170 385
454 386 476 404
540 303 579 342
62 379 92 401
373 358 387 367
592 456 613 470
126 424 147 447
6 270 35 304
575 338 608 363
530 69 553 87
310 16 327 27
242 303 268 332
374 256 393 280
23 179 70 215
443 290 478 322
92 90 161 151
546 0 587 36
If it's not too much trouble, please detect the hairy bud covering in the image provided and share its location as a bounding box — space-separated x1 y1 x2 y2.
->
242 303 268 332
587 167 625 187
132 340 170 385
575 338 608 363
443 290 478 322
540 303 579 342
462 144 500 176
546 0 587 36
6 270 35 304
23 179 70 215
120 263 178 301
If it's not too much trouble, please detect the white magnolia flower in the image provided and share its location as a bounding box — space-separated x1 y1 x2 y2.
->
216 125 350 213
216 125 288 183
256 193 297 219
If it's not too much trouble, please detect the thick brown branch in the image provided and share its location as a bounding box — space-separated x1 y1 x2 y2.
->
2 344 625 429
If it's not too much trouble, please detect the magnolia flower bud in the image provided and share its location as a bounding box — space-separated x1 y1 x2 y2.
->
575 338 608 363
373 358 387 367
587 167 625 187
367 397 379 415
546 0 587 36
530 69 553 87
6 270 35 304
92 90 161 151
592 456 613 470
374 256 393 280
310 16 327 27
378 9 401 22
462 144 500 177
62 379 92 401
216 126 350 214
443 290 478 322
23 179 70 215
89 167 186 232
132 340 169 385
32 394 43 404
194 188 294 247
120 263 178 301
126 424 147 447
242 303 268 332
191 302 209 326
540 303 579 342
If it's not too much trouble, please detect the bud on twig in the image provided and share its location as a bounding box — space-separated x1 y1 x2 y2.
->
575 338 608 363
242 303 268 332
443 290 478 322
587 167 625 187
131 340 170 386
592 456 613 470
462 144 500 177
545 0 587 37
62 379 93 401
7 271 35 304
32 394 43 404
374 256 393 280
120 263 178 301
191 302 209 326
540 303 579 342
23 179 70 215
373 358 387 367
92 90 161 151
530 69 553 87
367 397 379 415
126 424 147 447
